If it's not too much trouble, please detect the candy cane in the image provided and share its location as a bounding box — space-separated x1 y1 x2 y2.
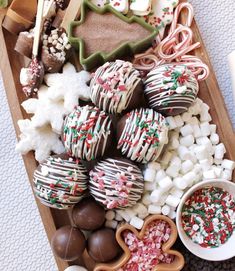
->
133 2 209 81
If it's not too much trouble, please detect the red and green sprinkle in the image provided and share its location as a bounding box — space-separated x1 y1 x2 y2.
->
181 186 235 248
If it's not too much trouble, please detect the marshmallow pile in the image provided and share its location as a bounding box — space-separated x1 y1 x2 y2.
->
104 98 235 230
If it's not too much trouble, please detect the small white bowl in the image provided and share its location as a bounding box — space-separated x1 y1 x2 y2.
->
176 179 235 261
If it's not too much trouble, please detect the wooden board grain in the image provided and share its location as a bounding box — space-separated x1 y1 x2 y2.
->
0 3 235 271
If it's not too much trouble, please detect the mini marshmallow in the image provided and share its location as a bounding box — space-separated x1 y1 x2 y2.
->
142 193 151 206
170 156 181 166
210 133 219 145
199 159 213 171
132 203 148 216
221 169 233 180
150 189 163 203
194 145 208 160
203 169 216 180
168 137 180 150
181 160 194 174
170 188 184 198
180 124 193 136
116 210 130 222
178 146 193 161
221 159 235 170
147 162 161 170
200 122 211 136
155 169 166 182
161 205 171 216
166 165 180 178
174 115 184 127
148 204 161 214
144 168 156 182
105 220 118 229
181 112 192 122
183 171 197 187
187 116 199 125
115 213 123 221
214 158 223 165
212 166 223 177
165 195 181 208
160 151 173 166
168 210 177 219
158 193 168 206
173 177 188 190
129 216 144 229
214 143 226 160
158 176 173 192
125 208 137 219
192 124 202 138
200 110 212 122
144 181 156 191
180 135 194 147
138 212 149 220
166 116 177 130
188 101 201 115
209 124 217 134
105 210 115 221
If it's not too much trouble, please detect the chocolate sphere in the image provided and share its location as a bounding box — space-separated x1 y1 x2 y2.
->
72 197 105 230
117 108 169 163
33 154 88 209
51 226 86 261
144 64 199 116
63 105 113 161
88 228 120 263
90 60 144 114
89 158 144 209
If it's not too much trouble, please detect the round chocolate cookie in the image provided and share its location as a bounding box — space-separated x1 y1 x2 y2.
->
51 225 86 261
63 105 113 161
72 197 105 230
90 60 144 114
33 154 88 209
117 108 168 163
89 158 144 209
87 228 120 263
144 64 199 116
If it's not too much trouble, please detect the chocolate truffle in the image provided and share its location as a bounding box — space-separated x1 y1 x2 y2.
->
20 58 44 97
144 64 199 116
117 108 168 163
15 31 34 58
89 158 144 209
87 228 120 263
72 197 105 230
90 60 144 114
63 105 113 161
41 27 71 73
33 154 88 209
51 225 86 261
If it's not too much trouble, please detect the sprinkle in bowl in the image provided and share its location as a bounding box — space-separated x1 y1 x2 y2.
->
176 179 235 261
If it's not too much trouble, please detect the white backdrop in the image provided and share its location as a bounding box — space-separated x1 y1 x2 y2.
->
0 1 235 270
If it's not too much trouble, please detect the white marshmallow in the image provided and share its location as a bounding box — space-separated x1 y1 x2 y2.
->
194 145 208 160
64 266 88 271
155 169 166 182
165 195 181 208
105 220 118 229
212 166 223 177
130 216 144 230
182 112 192 122
142 193 151 206
214 143 226 160
192 124 202 138
144 168 156 182
115 213 123 221
170 187 184 198
183 171 197 187
214 158 223 165
180 124 193 136
160 151 173 166
203 169 216 179
148 204 161 214
138 212 149 220
125 208 137 219
199 159 212 171
116 210 130 222
200 122 211 136
174 115 184 127
173 177 187 190
210 133 219 145
187 116 199 125
148 162 161 170
144 181 156 191
166 165 180 178
168 210 177 219
209 124 217 134
180 134 194 147
181 160 194 174
178 146 193 160
170 156 181 166
158 193 168 206
158 176 173 192
105 210 115 221
161 205 171 216
221 159 235 170
166 116 177 130
221 169 233 180
132 203 148 216
150 189 163 203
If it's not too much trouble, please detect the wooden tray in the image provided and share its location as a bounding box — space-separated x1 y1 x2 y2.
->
0 3 235 271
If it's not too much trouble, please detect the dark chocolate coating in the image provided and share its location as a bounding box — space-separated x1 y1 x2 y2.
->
51 225 86 261
72 197 105 230
87 228 120 263
41 50 64 73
